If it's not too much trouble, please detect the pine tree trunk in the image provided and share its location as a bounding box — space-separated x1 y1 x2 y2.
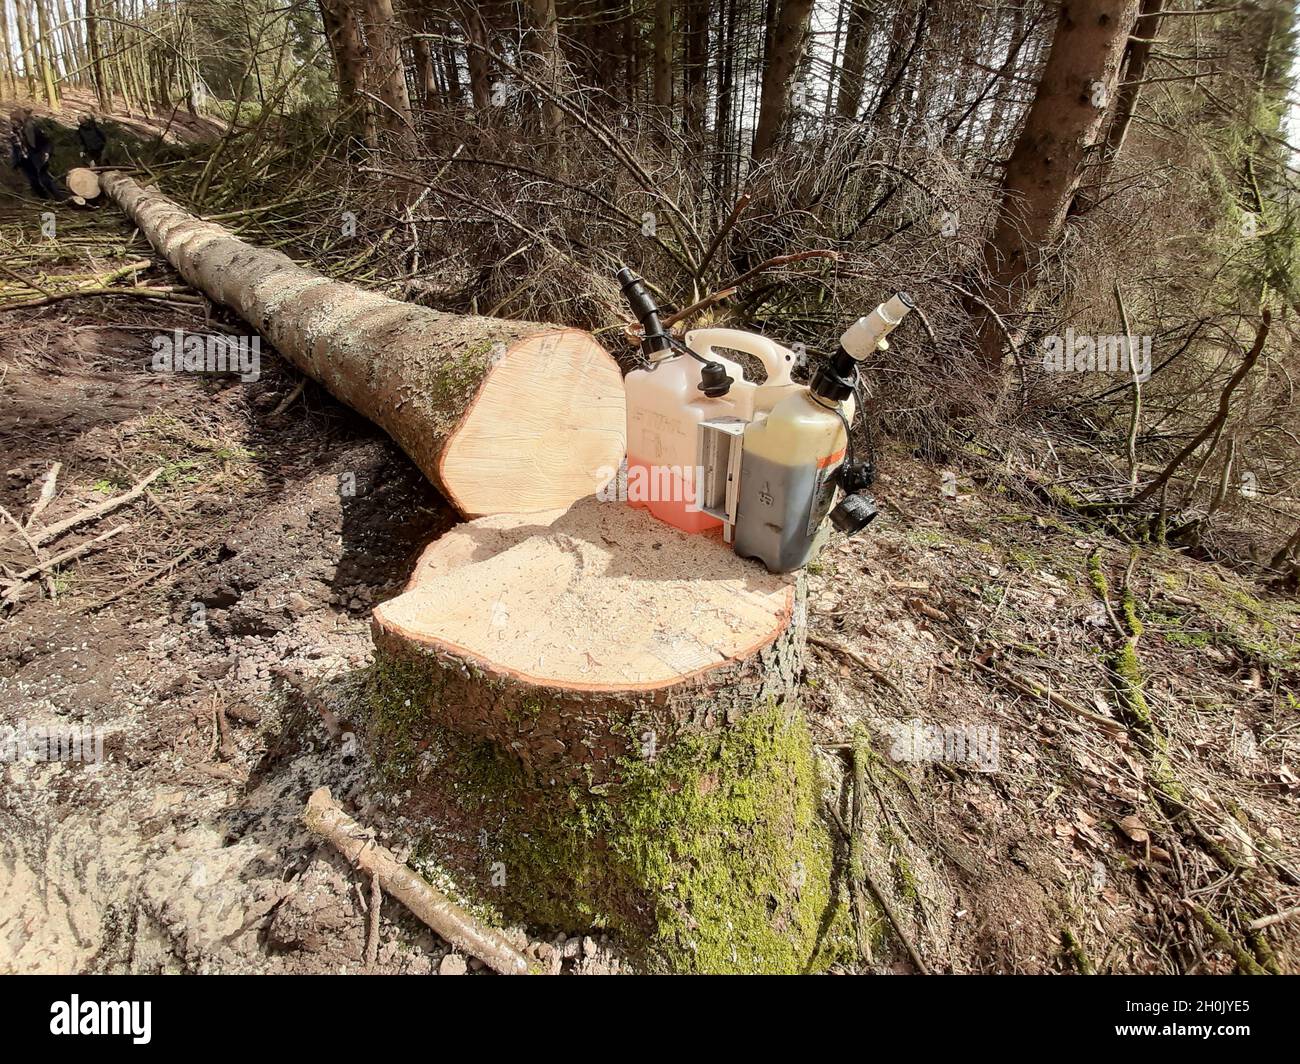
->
33 0 62 106
0 1 18 98
527 0 564 145
682 0 709 139
835 0 874 120
412 34 438 106
1103 0 1164 161
439 23 462 105
972 0 1141 376
14 0 39 98
361 0 415 148
869 1 923 138
464 4 492 112
712 0 737 189
751 0 815 159
652 0 672 111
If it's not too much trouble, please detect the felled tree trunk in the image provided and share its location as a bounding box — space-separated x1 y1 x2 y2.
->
100 172 625 518
364 497 834 973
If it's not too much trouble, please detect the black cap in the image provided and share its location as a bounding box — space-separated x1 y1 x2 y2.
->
829 492 879 535
698 360 734 398
810 347 858 402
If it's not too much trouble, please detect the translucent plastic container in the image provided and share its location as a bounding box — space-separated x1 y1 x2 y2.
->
625 329 798 533
733 390 850 572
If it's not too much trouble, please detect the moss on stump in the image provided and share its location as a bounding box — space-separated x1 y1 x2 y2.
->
360 648 837 974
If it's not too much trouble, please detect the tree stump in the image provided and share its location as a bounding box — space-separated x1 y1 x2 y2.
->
365 497 837 973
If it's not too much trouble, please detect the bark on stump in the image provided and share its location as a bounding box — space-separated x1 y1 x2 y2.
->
99 172 625 518
365 498 834 973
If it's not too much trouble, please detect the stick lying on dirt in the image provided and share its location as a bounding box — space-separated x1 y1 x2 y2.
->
3 524 130 585
303 787 533 975
3 286 204 310
25 462 60 528
27 468 162 547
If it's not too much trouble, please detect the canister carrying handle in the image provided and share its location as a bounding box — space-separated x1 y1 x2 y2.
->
685 328 796 388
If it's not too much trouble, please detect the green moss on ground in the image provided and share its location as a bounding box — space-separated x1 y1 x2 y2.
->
1087 549 1109 600
1122 587 1145 639
1147 571 1299 674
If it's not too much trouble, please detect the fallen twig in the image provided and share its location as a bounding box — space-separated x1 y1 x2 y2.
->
25 462 61 528
0 505 42 563
659 286 738 329
969 654 1126 736
270 377 307 417
365 873 382 970
933 629 1126 736
1190 904 1267 975
1 524 129 594
303 787 533 975
1248 906 1300 932
2 286 204 310
29 468 163 547
214 700 235 761
809 635 904 696
79 544 203 613
719 249 839 293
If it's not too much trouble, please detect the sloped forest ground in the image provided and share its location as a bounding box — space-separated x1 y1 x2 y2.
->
1 129 1297 977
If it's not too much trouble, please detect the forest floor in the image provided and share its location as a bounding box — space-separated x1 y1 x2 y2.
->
1 112 1297 975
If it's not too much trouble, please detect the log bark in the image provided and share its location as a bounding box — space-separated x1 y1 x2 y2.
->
99 171 625 518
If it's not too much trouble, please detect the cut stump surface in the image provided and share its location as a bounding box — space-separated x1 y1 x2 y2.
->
365 500 826 973
374 496 796 693
370 496 805 785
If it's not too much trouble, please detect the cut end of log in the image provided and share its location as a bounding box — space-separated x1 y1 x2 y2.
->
66 168 102 201
440 329 625 517
373 496 796 693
